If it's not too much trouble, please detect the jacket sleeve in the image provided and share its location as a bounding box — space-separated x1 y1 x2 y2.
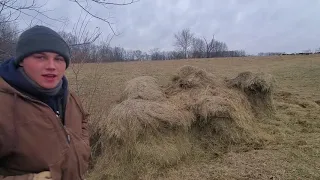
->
0 93 15 159
0 174 34 180
0 95 34 179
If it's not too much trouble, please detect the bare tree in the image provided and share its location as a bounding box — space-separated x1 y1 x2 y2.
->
150 48 166 60
203 35 229 57
58 13 103 63
0 0 66 25
174 28 194 59
113 46 125 61
133 50 143 61
191 37 205 58
97 42 113 62
213 40 228 57
0 0 139 35
204 35 215 58
167 51 184 60
141 52 150 60
70 0 139 35
0 16 18 61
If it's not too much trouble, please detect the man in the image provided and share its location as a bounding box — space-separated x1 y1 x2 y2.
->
0 25 90 180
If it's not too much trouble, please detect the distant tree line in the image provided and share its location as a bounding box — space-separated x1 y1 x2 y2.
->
173 28 246 59
258 52 285 56
0 22 246 63
0 17 18 61
1 19 319 63
258 50 320 56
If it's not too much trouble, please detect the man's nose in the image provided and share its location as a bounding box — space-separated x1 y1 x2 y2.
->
46 58 56 69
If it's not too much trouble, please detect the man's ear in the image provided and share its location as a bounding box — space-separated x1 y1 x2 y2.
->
19 60 24 67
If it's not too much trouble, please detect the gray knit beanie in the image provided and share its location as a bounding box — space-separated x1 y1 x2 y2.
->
15 25 71 68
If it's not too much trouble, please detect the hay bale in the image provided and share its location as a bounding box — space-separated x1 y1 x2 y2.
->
93 99 194 179
167 91 195 113
99 99 192 143
169 65 217 90
195 96 235 121
192 94 259 145
121 76 166 102
227 71 274 93
226 71 275 115
164 67 265 147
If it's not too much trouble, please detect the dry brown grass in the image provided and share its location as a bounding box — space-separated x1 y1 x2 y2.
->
66 54 320 180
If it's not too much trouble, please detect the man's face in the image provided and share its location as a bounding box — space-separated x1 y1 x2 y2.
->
20 52 66 89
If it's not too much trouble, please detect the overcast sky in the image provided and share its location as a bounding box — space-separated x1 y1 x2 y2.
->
17 0 320 55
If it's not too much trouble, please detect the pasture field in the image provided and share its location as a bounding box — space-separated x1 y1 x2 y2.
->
66 55 320 180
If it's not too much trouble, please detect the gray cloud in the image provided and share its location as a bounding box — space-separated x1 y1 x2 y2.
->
17 0 320 54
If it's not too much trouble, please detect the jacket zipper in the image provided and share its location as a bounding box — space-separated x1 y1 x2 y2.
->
55 110 70 144
19 93 83 179
56 107 83 180
56 102 84 179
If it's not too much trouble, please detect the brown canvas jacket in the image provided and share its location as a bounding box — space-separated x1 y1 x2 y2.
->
0 77 91 180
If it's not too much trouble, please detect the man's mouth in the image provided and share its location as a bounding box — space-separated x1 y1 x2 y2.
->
43 74 57 77
42 74 57 80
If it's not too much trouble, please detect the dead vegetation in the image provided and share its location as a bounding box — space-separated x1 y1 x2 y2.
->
226 71 276 116
87 64 276 180
120 76 166 102
68 55 320 180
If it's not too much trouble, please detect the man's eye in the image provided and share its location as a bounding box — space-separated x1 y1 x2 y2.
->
34 55 44 59
56 57 64 61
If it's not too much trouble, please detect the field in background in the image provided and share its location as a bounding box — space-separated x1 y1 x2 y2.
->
66 55 320 179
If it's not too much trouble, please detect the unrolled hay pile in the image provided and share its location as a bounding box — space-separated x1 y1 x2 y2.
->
226 71 276 116
165 66 269 147
89 65 275 180
120 76 167 102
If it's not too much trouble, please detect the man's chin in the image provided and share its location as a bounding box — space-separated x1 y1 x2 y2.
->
39 82 59 89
